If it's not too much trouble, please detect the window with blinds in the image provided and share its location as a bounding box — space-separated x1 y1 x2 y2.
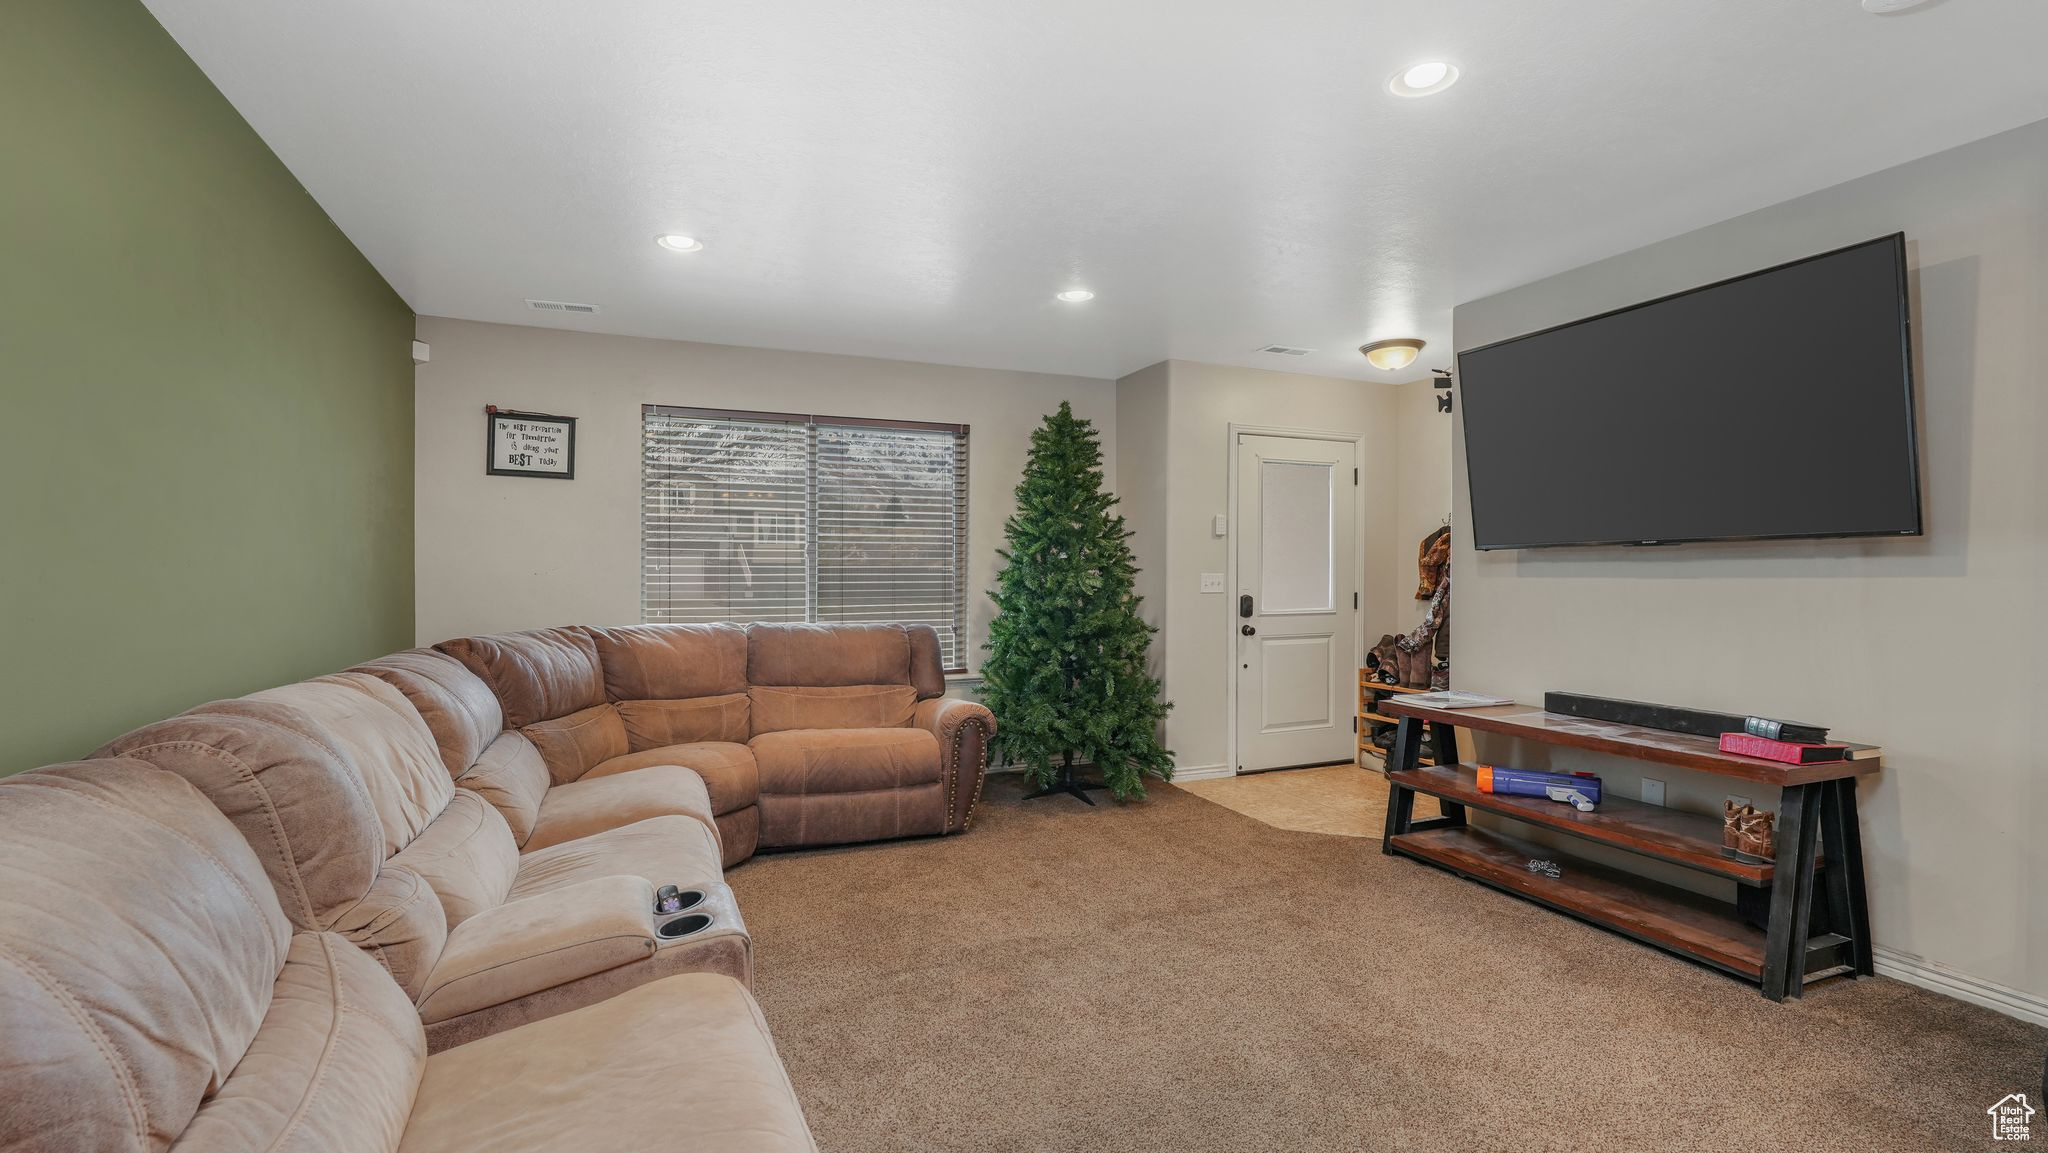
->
642 405 970 670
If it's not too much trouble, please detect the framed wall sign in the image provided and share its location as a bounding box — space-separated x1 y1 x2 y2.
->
486 407 576 479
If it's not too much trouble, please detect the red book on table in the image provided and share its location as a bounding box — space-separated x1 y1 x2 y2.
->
1718 732 1851 765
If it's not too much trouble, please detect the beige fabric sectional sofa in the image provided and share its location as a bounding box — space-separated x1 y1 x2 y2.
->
0 621 995 1152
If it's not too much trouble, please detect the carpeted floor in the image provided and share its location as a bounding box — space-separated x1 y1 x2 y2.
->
729 776 2041 1153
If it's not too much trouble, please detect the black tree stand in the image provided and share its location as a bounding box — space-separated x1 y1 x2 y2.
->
1024 756 1111 806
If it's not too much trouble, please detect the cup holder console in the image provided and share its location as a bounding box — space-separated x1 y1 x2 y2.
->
657 913 713 940
655 887 707 915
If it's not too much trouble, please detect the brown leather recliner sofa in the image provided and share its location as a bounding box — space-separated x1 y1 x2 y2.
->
0 760 815 1153
432 621 995 866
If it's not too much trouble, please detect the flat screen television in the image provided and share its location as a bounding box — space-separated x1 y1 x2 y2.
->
1456 233 1921 550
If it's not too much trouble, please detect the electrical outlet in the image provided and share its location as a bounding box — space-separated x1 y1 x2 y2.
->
1640 778 1666 806
1199 572 1225 593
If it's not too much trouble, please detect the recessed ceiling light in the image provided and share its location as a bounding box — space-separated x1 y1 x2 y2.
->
656 234 704 253
1360 338 1426 371
1388 61 1459 98
1056 289 1095 303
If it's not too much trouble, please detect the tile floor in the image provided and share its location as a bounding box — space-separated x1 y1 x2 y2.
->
1178 759 1439 838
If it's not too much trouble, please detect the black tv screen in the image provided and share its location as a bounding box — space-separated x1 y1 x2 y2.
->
1456 234 1921 550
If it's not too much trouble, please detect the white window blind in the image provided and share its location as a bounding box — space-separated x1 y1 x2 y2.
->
642 405 970 669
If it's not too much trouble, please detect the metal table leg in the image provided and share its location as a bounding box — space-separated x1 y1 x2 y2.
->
1761 783 1823 1001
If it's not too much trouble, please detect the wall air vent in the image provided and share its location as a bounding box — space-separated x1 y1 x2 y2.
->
1258 345 1314 356
525 299 601 314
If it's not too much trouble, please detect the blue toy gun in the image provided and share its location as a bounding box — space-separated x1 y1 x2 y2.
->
1476 765 1601 812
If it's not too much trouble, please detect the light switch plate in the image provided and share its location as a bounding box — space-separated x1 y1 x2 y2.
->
1212 514 1228 537
1640 778 1666 806
1199 573 1225 593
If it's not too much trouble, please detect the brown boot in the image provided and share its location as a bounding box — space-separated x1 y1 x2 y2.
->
1367 635 1400 684
1401 646 1429 688
1736 808 1776 861
1723 801 1746 852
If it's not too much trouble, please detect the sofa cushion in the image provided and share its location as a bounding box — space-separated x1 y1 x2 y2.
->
417 875 657 1025
457 730 552 846
389 789 520 928
437 627 604 729
750 727 942 794
96 690 395 932
525 765 719 853
509 816 725 903
178 931 424 1153
242 673 456 855
747 622 912 687
0 761 292 1153
327 858 448 1002
522 703 629 785
355 649 503 779
617 694 751 750
590 623 749 701
906 625 948 699
399 974 815 1153
588 743 759 816
748 684 917 735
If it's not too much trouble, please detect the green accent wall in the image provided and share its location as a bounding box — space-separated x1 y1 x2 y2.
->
0 0 415 773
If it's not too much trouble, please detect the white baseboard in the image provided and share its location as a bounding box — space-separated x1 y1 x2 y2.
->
1874 947 2048 1027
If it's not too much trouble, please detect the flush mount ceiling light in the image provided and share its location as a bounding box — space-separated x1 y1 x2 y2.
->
1861 0 1933 11
656 234 704 253
1056 289 1095 303
1360 338 1426 370
1388 61 1459 98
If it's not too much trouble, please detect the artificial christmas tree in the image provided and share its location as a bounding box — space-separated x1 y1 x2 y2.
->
981 401 1173 802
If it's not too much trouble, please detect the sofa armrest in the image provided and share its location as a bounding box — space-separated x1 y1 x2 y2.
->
912 697 995 833
417 874 657 1023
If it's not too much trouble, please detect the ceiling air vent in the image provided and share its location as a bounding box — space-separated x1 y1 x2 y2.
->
525 299 600 314
1258 345 1314 357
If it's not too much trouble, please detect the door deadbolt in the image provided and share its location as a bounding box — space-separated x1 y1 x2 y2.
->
1238 594 1254 618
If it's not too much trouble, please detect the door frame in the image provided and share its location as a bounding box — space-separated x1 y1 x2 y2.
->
1223 423 1370 776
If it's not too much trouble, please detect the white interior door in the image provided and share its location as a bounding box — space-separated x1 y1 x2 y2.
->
1234 434 1358 773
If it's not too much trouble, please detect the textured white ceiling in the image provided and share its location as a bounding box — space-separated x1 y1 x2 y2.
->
144 0 2048 382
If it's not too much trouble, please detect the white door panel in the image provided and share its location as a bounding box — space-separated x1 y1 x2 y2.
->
1258 634 1335 731
1235 434 1358 773
1259 461 1333 614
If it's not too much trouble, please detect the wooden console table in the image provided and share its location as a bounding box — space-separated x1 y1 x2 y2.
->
1379 700 1876 1002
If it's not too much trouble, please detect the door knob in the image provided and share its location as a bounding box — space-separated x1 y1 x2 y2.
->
1241 624 1256 636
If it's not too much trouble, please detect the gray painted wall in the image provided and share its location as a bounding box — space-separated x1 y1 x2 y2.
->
1451 119 2048 1006
412 317 1113 657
